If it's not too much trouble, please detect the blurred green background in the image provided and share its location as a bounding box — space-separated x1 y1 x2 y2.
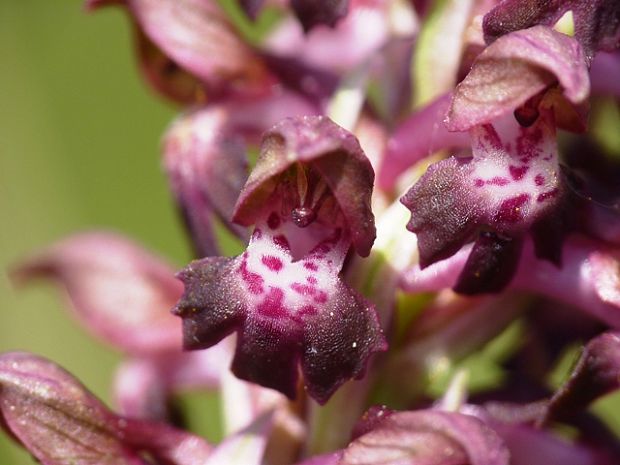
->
0 1 191 462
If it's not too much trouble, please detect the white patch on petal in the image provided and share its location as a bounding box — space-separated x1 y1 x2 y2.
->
468 111 561 227
237 216 349 318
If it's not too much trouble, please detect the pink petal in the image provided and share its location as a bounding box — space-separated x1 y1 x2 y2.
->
12 232 182 354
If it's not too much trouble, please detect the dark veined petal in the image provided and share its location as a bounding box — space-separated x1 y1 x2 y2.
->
0 352 212 465
446 26 590 132
340 409 509 465
402 111 563 284
11 232 183 354
482 0 620 63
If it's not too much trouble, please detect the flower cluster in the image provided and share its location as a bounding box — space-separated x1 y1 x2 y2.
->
5 0 620 464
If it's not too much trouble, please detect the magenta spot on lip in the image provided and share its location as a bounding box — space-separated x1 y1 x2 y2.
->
307 276 318 284
494 193 529 223
509 165 528 181
267 212 280 230
299 305 318 316
314 291 328 303
474 179 485 187
261 255 283 272
251 229 263 240
534 174 545 186
256 287 287 317
291 283 316 295
537 188 559 203
311 243 331 255
304 262 319 271
516 127 544 158
239 260 264 294
273 234 290 251
487 177 510 186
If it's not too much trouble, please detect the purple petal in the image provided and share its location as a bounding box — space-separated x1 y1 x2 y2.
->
340 410 509 465
378 93 469 190
490 423 614 465
482 0 620 63
163 107 250 257
291 0 349 32
351 405 395 439
264 0 394 75
175 219 385 403
0 352 143 465
402 111 563 274
591 51 620 97
446 26 590 132
514 238 620 327
11 232 182 354
233 116 376 257
402 236 620 328
88 0 273 102
544 332 620 423
0 352 212 465
301 279 386 403
453 232 523 294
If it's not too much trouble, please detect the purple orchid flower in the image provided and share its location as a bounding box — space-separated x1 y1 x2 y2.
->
401 25 591 293
173 116 386 403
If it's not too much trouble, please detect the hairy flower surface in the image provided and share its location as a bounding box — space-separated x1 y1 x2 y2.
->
173 116 386 403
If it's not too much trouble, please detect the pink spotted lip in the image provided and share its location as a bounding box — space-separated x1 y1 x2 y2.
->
401 108 568 294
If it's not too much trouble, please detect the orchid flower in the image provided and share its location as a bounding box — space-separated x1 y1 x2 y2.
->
173 116 386 404
5 0 620 463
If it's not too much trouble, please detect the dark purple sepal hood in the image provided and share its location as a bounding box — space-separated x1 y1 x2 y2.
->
233 116 376 257
482 0 620 64
445 26 590 133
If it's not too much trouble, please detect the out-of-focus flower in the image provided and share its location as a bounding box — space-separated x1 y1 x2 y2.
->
11 232 228 420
